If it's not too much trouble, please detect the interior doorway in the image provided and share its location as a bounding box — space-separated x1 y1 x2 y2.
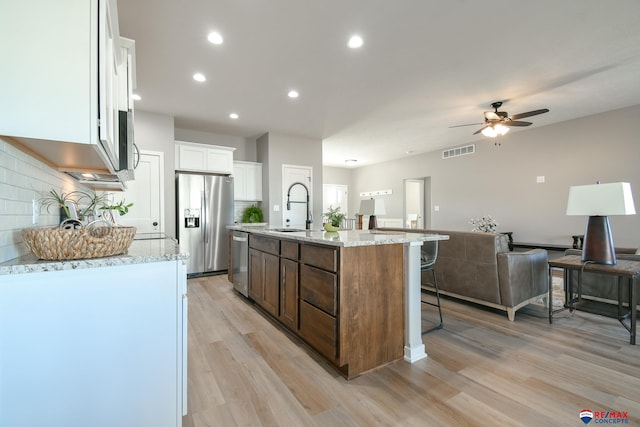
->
323 184 348 217
404 177 431 229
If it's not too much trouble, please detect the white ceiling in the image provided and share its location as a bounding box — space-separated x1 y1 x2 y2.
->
117 0 640 168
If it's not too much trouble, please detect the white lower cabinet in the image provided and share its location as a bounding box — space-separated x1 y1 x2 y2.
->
0 260 187 427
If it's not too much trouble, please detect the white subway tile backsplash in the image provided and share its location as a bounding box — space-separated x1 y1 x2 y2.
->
0 137 87 263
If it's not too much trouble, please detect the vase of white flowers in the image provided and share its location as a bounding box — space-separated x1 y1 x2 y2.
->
469 215 498 233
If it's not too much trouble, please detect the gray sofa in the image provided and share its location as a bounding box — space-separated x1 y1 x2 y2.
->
380 228 549 320
564 248 639 304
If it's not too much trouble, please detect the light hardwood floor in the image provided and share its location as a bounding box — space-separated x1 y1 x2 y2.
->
183 275 640 427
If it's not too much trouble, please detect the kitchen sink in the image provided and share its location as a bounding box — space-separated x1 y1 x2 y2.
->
270 228 307 232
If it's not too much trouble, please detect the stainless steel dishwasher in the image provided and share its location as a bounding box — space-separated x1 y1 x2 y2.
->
231 230 249 297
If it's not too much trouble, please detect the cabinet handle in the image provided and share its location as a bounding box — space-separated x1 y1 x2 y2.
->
282 265 286 297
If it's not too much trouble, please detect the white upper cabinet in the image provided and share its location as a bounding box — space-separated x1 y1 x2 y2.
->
175 141 235 174
233 161 263 201
0 0 134 175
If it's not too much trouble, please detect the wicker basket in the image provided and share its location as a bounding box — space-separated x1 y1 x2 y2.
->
21 224 137 260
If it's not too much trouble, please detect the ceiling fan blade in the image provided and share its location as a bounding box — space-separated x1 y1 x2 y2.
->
448 122 484 128
472 125 490 135
484 111 500 120
509 108 549 120
504 121 532 127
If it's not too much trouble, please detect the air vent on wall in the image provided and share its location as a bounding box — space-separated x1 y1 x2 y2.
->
442 144 475 159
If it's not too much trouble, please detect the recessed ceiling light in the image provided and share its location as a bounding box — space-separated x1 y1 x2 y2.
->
347 35 363 49
131 93 141 101
207 31 223 45
229 113 239 119
193 73 206 82
345 159 358 165
405 150 414 155
288 90 299 98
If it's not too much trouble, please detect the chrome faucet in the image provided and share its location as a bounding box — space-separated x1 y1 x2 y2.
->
286 182 312 230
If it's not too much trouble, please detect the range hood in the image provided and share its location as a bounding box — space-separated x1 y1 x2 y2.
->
63 171 129 191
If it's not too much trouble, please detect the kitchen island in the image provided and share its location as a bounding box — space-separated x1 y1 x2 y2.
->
0 237 189 427
229 226 448 379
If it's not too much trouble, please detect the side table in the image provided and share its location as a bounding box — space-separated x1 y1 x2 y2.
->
548 255 640 345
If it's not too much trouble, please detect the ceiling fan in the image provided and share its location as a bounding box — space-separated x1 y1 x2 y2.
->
450 101 549 137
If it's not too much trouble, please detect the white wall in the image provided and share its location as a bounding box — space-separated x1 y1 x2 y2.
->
175 128 258 162
349 104 640 247
0 137 88 262
257 132 323 227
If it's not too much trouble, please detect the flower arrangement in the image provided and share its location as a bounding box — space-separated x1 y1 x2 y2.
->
469 215 498 233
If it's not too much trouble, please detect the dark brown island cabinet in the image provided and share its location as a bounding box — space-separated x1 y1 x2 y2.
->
230 232 405 379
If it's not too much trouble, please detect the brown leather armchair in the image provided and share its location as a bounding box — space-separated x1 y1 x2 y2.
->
497 249 549 320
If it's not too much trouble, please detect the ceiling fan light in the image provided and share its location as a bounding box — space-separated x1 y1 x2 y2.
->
482 126 498 137
495 124 510 136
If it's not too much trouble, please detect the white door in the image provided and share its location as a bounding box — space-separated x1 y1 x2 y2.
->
282 164 312 229
323 184 348 217
112 150 164 233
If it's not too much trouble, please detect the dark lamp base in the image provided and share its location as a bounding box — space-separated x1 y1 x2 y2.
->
582 215 617 265
368 215 377 230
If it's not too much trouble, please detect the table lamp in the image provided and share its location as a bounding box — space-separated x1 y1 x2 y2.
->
566 182 636 265
359 198 386 229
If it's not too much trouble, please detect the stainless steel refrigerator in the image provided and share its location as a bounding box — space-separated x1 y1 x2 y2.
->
176 172 234 275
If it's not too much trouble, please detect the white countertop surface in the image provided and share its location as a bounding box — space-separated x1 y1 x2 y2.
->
0 238 189 276
229 225 449 247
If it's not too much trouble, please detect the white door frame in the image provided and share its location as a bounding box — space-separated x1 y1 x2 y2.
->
282 164 313 228
404 178 429 229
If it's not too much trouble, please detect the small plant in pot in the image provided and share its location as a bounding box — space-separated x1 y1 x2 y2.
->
38 189 77 221
100 199 134 225
323 206 345 232
241 204 264 223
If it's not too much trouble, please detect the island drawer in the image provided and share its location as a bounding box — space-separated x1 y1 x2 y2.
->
299 300 337 361
300 244 337 272
249 234 280 256
300 264 337 316
280 240 299 260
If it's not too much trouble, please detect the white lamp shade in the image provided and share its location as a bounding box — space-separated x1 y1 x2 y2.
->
566 182 636 216
359 198 386 216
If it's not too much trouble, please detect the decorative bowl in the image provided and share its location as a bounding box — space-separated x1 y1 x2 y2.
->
323 223 339 232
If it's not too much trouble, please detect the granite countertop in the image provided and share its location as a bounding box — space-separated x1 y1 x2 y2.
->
0 238 189 276
228 225 449 247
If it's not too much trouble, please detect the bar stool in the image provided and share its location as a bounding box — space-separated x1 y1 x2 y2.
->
420 240 443 333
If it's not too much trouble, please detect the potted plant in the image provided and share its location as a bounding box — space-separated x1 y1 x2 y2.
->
38 189 129 224
100 199 134 225
38 189 78 221
75 191 111 221
241 204 264 223
323 206 345 232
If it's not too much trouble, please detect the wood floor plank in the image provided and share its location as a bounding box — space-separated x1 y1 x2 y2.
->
183 275 640 427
